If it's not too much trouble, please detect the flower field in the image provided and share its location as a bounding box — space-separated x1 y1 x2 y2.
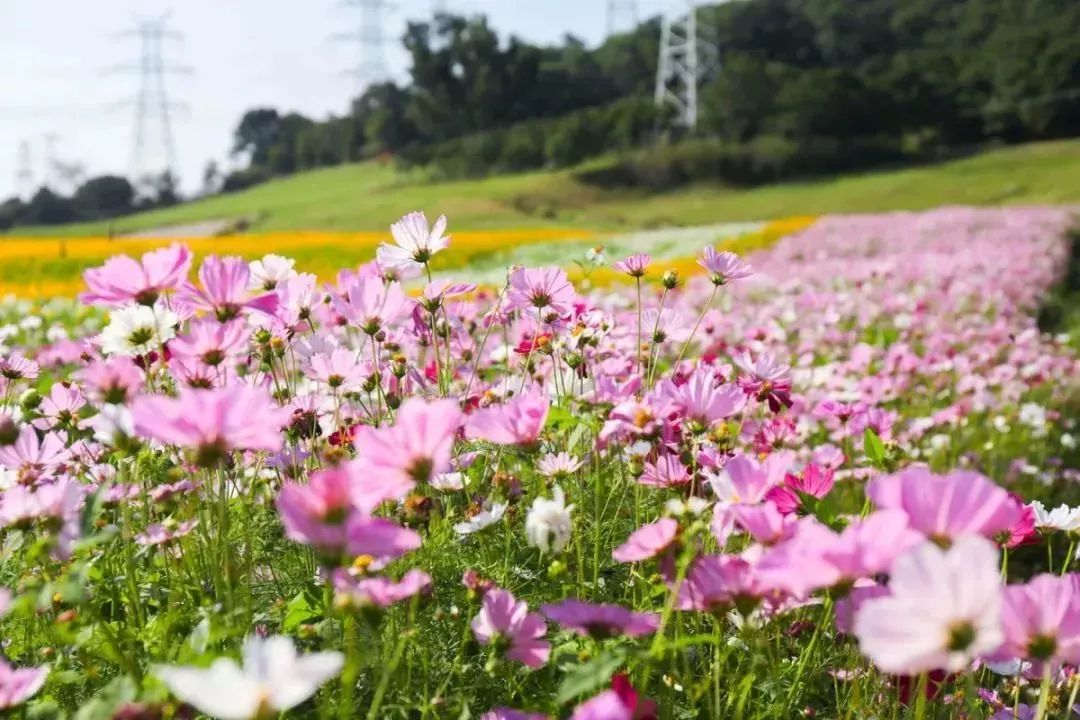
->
0 205 1077 719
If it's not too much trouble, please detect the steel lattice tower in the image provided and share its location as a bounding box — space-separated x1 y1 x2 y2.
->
14 141 34 198
607 0 638 36
110 13 190 181
655 0 724 130
335 0 394 92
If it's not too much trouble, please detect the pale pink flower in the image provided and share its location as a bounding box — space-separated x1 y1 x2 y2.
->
332 569 433 609
506 267 576 320
481 709 547 720
867 468 1024 545
132 385 291 464
731 502 797 545
677 555 765 613
698 248 752 285
854 536 1004 674
999 574 1080 667
0 355 39 382
76 357 144 404
332 276 408 335
570 675 656 720
638 455 690 488
0 659 48 710
707 453 790 505
0 427 71 483
0 479 83 558
169 318 250 368
354 397 462 486
377 211 450 276
465 387 549 445
81 244 191 306
613 253 651 278
34 383 85 430
612 518 679 563
276 468 356 554
471 588 550 669
733 351 792 412
306 348 366 391
668 368 747 428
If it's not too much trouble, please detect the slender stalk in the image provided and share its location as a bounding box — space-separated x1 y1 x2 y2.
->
635 276 643 394
673 284 719 371
1033 663 1053 720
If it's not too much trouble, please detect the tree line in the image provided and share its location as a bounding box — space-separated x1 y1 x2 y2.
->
5 0 1080 227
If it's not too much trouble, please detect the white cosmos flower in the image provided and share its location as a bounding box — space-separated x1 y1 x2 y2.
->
536 452 582 478
454 502 507 536
99 304 177 357
376 211 450 277
248 254 297 291
854 536 1003 674
525 486 573 553
89 405 135 445
155 635 343 720
1030 500 1080 532
431 472 467 491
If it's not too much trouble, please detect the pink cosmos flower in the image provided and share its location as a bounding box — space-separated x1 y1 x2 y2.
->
867 468 1024 545
698 248 753 285
854 536 1004 674
999 574 1080 667
169 318 250 368
613 253 651 278
306 348 366 391
0 355 39 382
638 455 691 488
0 427 71 483
481 710 548 720
332 276 408 335
76 357 144 404
506 267 576 321
332 569 433 609
354 398 462 486
668 368 747 428
820 510 923 583
0 659 48 710
733 351 792 412
136 519 198 546
34 383 85 430
471 588 550 669
707 452 790 505
179 255 279 321
677 555 765 613
276 468 356 554
764 464 836 515
377 211 450 277
613 518 679 563
345 516 422 561
81 244 192 306
465 387 549 445
0 479 83 558
541 600 659 639
570 675 657 720
731 502 797 545
132 385 291 464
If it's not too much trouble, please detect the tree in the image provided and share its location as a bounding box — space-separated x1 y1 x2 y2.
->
73 175 134 219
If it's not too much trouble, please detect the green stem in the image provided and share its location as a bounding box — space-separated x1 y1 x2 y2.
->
1033 663 1053 720
673 284 719 370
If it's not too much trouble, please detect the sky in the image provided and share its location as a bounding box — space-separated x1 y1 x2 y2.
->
0 0 669 200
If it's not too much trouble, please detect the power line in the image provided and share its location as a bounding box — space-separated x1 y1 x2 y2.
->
108 12 191 182
607 0 638 36
333 0 395 94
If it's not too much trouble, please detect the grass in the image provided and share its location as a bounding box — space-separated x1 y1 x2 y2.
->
10 139 1080 238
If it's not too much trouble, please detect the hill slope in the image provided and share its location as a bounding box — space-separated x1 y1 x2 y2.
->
11 139 1080 237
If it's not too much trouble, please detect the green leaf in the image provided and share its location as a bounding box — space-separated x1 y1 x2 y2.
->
283 591 320 632
863 428 886 466
556 646 628 705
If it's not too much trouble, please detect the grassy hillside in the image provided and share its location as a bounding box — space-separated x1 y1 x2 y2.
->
11 139 1080 238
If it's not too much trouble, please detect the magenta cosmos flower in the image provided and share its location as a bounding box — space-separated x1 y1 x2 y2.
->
81 244 191 307
481 710 548 720
765 463 836 515
506 267 576 320
541 600 659 639
0 659 47 710
179 255 279 321
867 467 1024 545
132 384 292 465
677 555 765 614
698 247 752 285
471 588 550 669
354 398 462 486
465 387 549 446
733 351 793 412
570 675 656 720
613 253 651 278
999 574 1080 668
854 535 1003 674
